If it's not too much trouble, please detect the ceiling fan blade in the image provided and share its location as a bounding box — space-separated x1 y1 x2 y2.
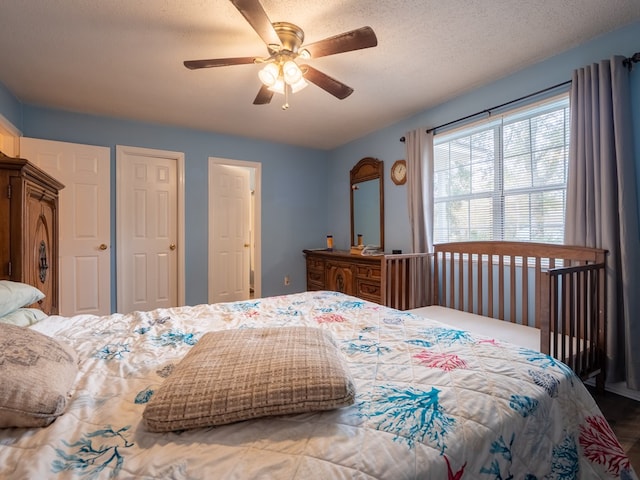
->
301 65 354 100
304 26 377 58
253 85 274 105
184 57 257 69
230 0 281 47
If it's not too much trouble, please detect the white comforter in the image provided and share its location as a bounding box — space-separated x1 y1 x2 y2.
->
0 291 635 479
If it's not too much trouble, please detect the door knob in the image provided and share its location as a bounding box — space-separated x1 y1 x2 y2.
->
169 243 177 251
99 244 108 250
244 243 250 248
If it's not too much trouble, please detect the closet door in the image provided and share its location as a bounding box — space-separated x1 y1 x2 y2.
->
20 138 111 316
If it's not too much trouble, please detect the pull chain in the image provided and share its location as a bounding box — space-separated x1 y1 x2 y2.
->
282 83 290 110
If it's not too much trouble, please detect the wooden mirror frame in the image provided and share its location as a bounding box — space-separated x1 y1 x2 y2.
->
350 157 384 249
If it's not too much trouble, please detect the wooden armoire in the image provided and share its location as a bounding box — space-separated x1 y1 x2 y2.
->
0 151 64 315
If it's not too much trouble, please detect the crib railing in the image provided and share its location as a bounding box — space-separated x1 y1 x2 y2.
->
541 261 607 389
381 253 432 310
386 242 609 391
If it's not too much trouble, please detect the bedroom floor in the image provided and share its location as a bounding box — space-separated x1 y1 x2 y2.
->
589 387 640 472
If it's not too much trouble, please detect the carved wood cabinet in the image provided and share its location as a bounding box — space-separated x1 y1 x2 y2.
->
0 152 64 315
303 249 383 304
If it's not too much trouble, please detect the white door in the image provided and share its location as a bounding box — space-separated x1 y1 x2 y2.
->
209 160 257 303
20 137 111 316
116 146 184 314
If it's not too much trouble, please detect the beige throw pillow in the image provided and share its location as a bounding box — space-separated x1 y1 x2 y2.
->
143 326 355 432
0 323 78 428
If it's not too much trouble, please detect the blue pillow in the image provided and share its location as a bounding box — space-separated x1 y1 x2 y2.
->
0 281 45 317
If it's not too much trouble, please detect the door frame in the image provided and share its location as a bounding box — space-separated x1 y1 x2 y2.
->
208 157 262 301
0 113 21 157
116 145 185 309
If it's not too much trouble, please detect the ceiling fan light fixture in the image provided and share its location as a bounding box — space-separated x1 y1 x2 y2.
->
282 60 303 84
267 71 308 95
258 62 279 87
267 77 286 94
289 76 308 93
298 49 311 60
184 1 378 107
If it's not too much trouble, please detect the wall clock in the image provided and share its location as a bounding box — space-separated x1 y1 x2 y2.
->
391 159 407 185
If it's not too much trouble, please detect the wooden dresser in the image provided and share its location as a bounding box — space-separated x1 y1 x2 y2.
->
303 249 384 304
0 152 64 315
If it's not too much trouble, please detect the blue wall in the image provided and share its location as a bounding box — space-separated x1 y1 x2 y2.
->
1 20 638 309
0 82 22 130
328 20 640 255
14 105 329 307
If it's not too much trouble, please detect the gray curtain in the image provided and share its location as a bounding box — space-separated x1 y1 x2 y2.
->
565 56 640 389
404 129 434 253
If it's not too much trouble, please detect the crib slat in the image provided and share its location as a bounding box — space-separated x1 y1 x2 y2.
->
467 252 473 312
488 254 494 318
576 268 585 375
534 257 541 329
509 254 516 323
520 256 527 327
552 273 561 361
568 271 575 368
449 252 455 308
498 255 505 320
477 254 484 316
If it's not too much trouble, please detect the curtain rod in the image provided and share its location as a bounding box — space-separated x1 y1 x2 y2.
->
399 79 571 142
400 50 640 143
623 51 640 69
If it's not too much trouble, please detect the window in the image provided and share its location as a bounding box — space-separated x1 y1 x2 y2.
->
433 95 569 244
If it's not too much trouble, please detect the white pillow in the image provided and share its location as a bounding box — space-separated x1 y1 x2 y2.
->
0 281 45 317
0 308 48 327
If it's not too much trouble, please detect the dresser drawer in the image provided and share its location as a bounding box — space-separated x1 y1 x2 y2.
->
355 264 381 280
306 257 324 271
356 279 381 303
307 268 324 290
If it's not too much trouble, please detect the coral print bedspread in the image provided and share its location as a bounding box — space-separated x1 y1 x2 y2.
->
1 291 636 479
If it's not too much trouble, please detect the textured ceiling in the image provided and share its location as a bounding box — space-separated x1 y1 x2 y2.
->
1 1 639 150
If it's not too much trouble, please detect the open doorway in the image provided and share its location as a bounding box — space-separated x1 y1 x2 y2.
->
208 157 261 303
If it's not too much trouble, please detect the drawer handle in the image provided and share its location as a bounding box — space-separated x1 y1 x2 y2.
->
360 284 379 294
38 240 48 283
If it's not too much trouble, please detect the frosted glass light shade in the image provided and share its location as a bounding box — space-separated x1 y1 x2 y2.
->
289 77 308 93
283 60 303 84
268 78 285 94
258 63 279 87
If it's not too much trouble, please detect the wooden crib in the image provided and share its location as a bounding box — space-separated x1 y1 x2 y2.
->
382 241 607 390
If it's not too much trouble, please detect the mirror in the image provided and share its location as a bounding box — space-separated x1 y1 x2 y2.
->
350 157 384 249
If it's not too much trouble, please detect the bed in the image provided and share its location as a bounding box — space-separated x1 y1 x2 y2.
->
1 289 636 479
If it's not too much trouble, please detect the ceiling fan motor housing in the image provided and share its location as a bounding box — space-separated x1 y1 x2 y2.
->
270 22 305 55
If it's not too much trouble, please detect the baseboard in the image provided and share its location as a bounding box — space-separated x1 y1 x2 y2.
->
584 378 640 401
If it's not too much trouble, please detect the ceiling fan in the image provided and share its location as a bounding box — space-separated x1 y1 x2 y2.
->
184 0 378 109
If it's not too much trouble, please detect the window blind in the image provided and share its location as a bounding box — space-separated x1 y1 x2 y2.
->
433 95 570 244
